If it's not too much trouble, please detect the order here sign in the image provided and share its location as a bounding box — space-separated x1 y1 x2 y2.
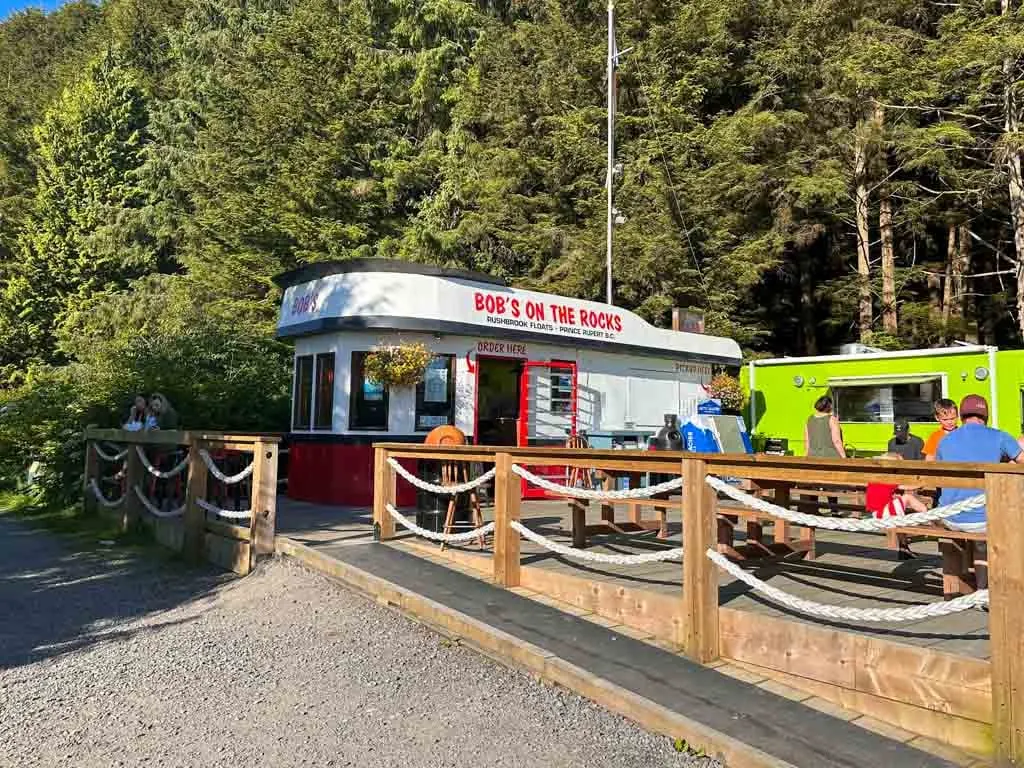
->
473 290 623 340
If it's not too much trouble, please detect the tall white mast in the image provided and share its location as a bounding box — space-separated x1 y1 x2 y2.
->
605 0 615 306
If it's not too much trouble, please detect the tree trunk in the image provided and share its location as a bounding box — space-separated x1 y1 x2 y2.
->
854 128 872 340
880 190 897 334
799 248 818 355
959 223 977 341
927 268 942 324
1005 0 1024 338
942 223 956 331
951 225 965 326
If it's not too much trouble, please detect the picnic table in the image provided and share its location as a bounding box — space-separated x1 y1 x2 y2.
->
567 470 677 547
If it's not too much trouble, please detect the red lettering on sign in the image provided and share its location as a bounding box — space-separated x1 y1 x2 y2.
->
613 315 622 332
475 292 486 311
511 298 520 318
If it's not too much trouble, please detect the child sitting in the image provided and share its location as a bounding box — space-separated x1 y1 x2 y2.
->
865 452 928 559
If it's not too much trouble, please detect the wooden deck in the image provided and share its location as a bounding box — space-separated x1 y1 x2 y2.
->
277 496 989 660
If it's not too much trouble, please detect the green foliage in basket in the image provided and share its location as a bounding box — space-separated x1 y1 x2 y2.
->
705 373 744 412
364 341 433 387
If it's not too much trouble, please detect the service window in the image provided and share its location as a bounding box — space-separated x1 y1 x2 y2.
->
313 352 335 430
292 355 314 430
349 351 388 430
550 364 574 415
415 355 455 430
833 377 941 423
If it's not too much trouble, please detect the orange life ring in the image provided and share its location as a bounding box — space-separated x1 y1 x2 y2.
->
424 425 466 446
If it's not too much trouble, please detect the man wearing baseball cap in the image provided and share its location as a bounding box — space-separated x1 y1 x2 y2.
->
936 394 1023 534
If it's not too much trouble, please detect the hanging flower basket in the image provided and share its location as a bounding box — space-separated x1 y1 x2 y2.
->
364 341 433 388
705 373 744 413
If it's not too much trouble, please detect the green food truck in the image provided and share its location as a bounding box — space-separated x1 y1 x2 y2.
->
743 344 1024 457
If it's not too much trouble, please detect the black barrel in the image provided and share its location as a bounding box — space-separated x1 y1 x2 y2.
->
415 460 470 533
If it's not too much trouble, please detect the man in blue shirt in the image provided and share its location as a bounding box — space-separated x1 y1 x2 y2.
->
936 394 1023 533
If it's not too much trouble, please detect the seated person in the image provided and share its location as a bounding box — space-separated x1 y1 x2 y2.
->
865 452 928 559
936 394 1023 533
887 418 924 461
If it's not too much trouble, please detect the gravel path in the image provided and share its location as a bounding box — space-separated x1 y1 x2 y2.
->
0 516 718 767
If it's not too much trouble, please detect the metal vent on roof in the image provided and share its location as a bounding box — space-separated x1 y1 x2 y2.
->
838 343 885 355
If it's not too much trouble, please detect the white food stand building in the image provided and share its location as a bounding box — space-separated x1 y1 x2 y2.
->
275 259 742 506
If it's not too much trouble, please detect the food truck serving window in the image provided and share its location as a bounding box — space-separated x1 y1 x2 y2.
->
416 355 455 431
831 375 943 423
350 351 388 430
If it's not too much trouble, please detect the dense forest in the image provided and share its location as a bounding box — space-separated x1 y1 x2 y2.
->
0 0 1022 494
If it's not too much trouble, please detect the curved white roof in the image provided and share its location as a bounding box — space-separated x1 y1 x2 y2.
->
275 260 741 366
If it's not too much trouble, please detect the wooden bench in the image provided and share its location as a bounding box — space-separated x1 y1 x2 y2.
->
716 502 816 560
888 524 987 598
571 495 679 547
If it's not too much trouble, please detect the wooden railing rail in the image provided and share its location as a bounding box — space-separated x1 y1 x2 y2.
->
371 442 1024 764
82 429 279 575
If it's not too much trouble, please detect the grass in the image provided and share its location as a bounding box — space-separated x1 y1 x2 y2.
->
0 489 153 550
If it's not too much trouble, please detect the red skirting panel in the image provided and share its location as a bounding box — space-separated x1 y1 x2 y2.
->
288 442 417 507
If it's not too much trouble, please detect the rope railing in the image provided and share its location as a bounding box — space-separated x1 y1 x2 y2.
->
136 446 189 479
93 443 127 462
511 464 683 500
705 474 986 532
196 498 252 520
198 449 254 485
385 503 494 543
705 548 987 622
510 521 683 565
88 479 125 508
387 457 496 495
132 485 185 519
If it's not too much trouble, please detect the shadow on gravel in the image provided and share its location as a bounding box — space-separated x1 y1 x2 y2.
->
0 516 230 670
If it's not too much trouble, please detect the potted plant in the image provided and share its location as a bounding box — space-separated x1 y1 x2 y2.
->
705 373 744 415
364 340 433 388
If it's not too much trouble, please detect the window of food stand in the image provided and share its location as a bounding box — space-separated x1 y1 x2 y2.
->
293 355 314 429
415 354 455 430
550 360 573 415
314 352 335 430
350 351 389 430
832 375 943 423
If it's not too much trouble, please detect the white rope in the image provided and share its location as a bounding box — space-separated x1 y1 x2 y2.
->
93 443 127 462
706 548 988 622
136 446 189 479
512 464 683 500
132 485 185 519
199 449 254 485
705 475 986 532
196 498 252 520
387 457 496 495
385 503 494 543
510 520 683 564
88 479 125 508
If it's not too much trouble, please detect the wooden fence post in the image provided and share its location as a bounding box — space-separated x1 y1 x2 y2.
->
493 452 521 587
123 441 143 532
985 471 1024 766
373 446 395 540
681 457 719 663
183 439 208 561
249 439 278 558
82 438 99 516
